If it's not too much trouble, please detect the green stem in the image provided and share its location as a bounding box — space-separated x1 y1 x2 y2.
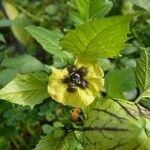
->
26 123 35 137
135 95 142 103
16 135 28 148
10 137 20 149
14 3 43 22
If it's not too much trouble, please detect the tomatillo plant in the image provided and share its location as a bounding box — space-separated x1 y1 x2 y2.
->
0 15 131 108
0 2 150 149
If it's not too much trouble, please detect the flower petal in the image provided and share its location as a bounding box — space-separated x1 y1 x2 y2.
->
88 78 104 94
75 60 104 79
48 67 67 103
64 89 87 108
48 61 104 108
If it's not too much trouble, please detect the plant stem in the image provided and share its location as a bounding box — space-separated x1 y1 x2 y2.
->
10 137 20 149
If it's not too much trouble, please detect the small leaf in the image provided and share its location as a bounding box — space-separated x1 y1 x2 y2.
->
135 47 150 102
129 0 150 11
34 132 83 150
105 68 136 99
0 33 6 43
42 124 53 134
61 15 131 60
0 74 49 108
25 26 63 57
83 98 150 149
76 0 113 21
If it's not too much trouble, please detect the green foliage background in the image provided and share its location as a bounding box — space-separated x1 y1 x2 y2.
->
0 0 150 149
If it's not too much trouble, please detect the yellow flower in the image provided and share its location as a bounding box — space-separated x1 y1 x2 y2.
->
48 60 104 108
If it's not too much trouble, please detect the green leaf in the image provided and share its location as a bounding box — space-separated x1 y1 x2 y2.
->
0 55 45 86
0 33 6 43
83 98 150 150
1 54 44 72
129 0 150 11
42 124 53 134
105 68 136 99
25 25 63 57
34 132 83 150
2 1 19 20
0 74 49 108
76 0 113 21
0 19 12 28
61 15 131 60
53 51 74 68
135 47 150 103
0 69 19 87
12 13 32 46
25 26 74 66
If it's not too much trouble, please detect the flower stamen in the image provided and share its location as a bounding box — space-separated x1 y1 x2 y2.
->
62 65 88 92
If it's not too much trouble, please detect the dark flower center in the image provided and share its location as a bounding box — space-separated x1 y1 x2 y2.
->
62 65 88 93
70 73 81 84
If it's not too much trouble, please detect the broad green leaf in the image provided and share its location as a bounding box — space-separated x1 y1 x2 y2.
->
25 26 74 65
0 33 5 43
0 74 49 108
76 0 113 21
0 19 12 28
34 132 83 150
25 26 63 57
12 13 32 46
135 47 150 102
0 55 45 86
82 98 150 150
129 0 150 11
105 68 136 99
61 15 131 60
